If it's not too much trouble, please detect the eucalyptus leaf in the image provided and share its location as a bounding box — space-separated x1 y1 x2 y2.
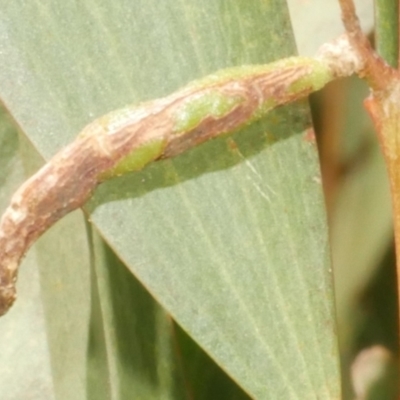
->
0 1 341 398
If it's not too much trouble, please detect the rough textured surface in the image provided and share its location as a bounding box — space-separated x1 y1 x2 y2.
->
0 57 337 315
316 34 365 77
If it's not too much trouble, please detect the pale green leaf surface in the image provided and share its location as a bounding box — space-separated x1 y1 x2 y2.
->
87 222 251 400
0 1 340 399
87 226 190 400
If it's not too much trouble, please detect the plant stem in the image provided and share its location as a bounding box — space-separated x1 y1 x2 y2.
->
338 0 396 89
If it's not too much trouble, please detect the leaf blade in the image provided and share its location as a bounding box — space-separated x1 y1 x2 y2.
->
0 1 341 398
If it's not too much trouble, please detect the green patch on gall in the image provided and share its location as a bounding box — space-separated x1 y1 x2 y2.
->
99 138 166 180
173 91 243 135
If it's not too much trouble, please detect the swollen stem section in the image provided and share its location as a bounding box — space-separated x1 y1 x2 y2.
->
0 44 361 316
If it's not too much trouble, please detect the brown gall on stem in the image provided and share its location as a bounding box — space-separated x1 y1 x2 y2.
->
0 40 361 316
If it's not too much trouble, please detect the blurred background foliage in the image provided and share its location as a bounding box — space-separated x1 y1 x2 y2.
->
312 73 399 399
0 0 399 399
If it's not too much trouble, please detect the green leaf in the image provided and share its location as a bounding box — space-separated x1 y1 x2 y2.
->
0 1 341 399
374 0 399 67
